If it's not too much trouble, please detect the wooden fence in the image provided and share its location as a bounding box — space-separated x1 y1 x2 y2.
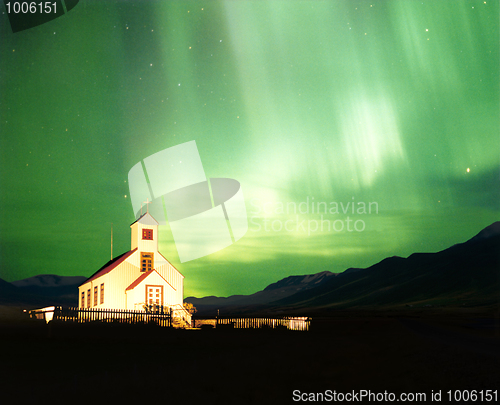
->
216 317 310 331
29 306 172 328
28 308 309 331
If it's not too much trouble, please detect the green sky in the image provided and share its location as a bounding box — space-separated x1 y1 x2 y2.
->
1 0 498 298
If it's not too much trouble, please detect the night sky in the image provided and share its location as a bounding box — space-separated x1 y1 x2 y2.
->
1 0 498 298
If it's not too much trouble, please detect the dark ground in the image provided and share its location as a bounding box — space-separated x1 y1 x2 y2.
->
0 306 499 405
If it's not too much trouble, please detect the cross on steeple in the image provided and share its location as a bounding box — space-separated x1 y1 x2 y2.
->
141 198 152 215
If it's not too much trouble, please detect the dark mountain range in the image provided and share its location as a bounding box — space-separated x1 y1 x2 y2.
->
186 271 338 311
186 221 500 316
11 274 86 288
0 274 84 307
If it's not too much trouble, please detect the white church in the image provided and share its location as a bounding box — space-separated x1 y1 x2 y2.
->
78 212 189 323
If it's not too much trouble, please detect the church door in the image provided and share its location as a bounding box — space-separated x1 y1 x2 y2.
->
146 285 163 307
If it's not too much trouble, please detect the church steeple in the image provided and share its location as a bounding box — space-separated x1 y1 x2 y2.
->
130 212 159 252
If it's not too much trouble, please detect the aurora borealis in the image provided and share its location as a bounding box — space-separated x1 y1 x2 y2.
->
0 0 498 298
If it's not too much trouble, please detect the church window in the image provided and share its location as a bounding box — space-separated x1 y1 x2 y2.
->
141 252 154 272
87 289 91 308
94 286 98 306
142 228 153 240
100 283 104 304
81 291 85 308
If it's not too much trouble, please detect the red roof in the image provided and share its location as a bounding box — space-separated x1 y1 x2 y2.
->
125 269 176 291
80 248 138 286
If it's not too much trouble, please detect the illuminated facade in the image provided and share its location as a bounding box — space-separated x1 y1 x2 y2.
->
78 213 185 313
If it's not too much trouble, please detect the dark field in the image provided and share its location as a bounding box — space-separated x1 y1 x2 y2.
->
0 307 499 405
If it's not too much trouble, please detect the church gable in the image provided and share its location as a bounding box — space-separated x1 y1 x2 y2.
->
125 269 174 291
153 251 184 278
125 270 176 310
